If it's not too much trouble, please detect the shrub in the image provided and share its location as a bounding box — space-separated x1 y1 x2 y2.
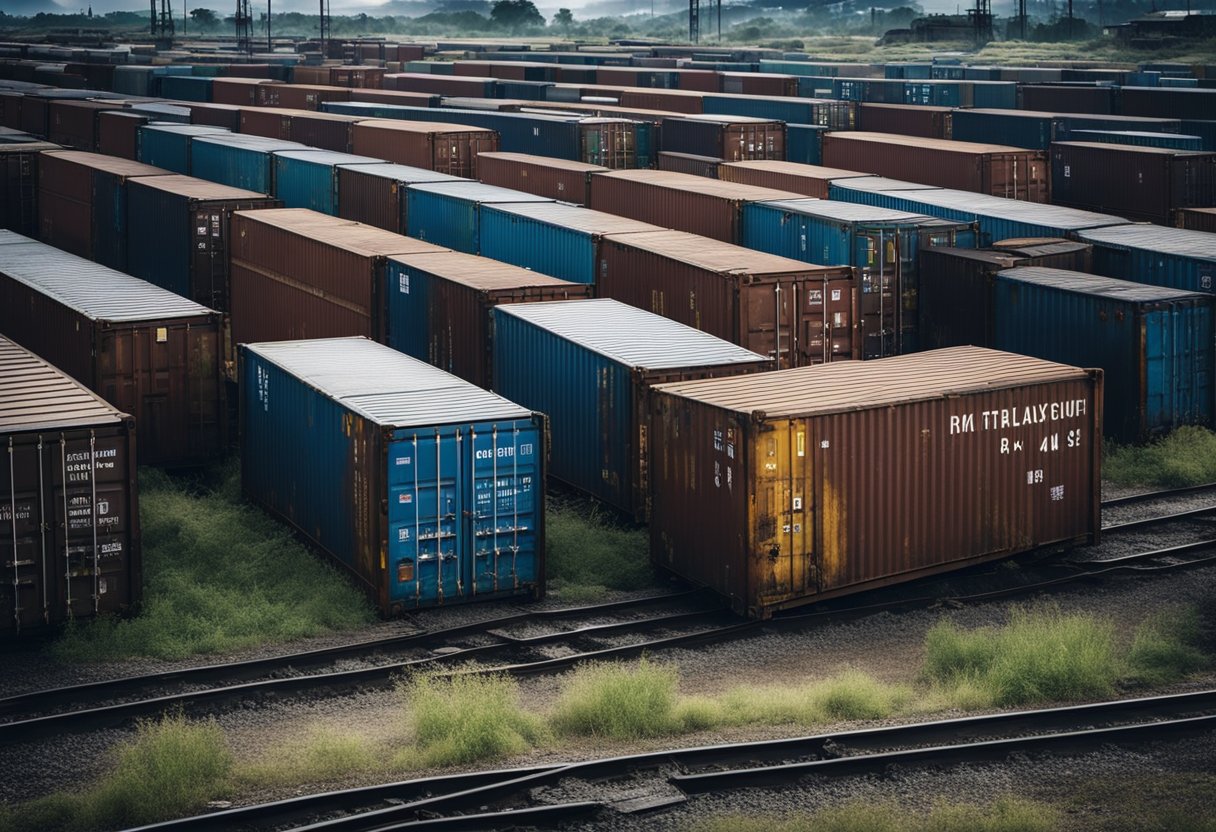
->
551 658 681 739
1127 606 1208 686
545 501 654 601
402 672 544 767
1104 427 1216 488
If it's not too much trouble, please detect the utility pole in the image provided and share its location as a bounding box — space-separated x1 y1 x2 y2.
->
266 0 271 53
319 0 330 53
689 0 699 43
235 0 253 54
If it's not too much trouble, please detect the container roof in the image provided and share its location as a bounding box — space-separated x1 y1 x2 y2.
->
243 337 533 428
388 251 577 289
42 149 167 177
721 160 873 180
273 149 383 166
0 232 217 321
1076 224 1216 262
335 161 464 183
674 113 782 126
0 335 126 433
594 168 805 202
496 299 768 370
191 133 307 151
1054 141 1214 157
997 266 1205 301
920 246 1024 267
139 123 230 136
1069 130 1201 140
477 151 609 173
481 202 660 235
606 229 850 276
354 118 497 135
408 180 554 203
653 346 1090 418
830 131 1033 155
130 174 272 201
233 209 447 257
757 198 951 225
990 238 1092 258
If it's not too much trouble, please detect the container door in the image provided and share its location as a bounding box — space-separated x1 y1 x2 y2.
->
387 431 464 607
467 423 542 595
799 277 856 365
3 437 49 633
750 421 816 610
745 281 797 369
855 230 900 359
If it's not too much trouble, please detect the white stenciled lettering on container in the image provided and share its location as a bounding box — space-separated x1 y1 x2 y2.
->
475 446 515 460
949 398 1088 436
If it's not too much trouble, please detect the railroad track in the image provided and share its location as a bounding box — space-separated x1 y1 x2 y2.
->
124 689 1216 832
1100 481 1216 509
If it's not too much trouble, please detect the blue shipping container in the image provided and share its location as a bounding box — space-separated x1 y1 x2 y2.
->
1065 130 1205 150
241 337 545 612
700 94 856 130
491 299 770 518
137 124 229 174
993 267 1213 442
271 150 382 215
158 75 213 102
786 123 828 165
190 133 306 193
405 181 552 254
1078 225 1216 294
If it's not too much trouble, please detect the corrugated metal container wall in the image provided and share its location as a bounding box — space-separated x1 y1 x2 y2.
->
286 111 360 153
648 347 1102 617
126 175 280 313
1078 225 1216 295
740 199 977 356
47 100 113 150
37 150 170 271
1175 207 1216 233
1050 142 1216 226
186 102 243 131
657 152 722 178
700 94 856 131
1120 87 1216 120
492 299 772 519
334 162 465 235
1066 130 1204 151
97 111 149 161
478 202 660 285
0 232 226 466
786 124 827 166
916 247 1023 350
189 133 306 193
229 209 448 345
718 160 872 199
384 251 592 388
238 107 298 141
857 103 952 139
137 124 230 174
0 142 59 237
0 335 140 636
351 120 498 178
210 77 272 107
240 337 545 614
597 230 859 369
271 150 382 215
821 133 1049 202
257 83 353 111
660 115 785 162
158 75 213 102
476 151 607 204
993 267 1213 442
404 181 553 254
1020 85 1115 114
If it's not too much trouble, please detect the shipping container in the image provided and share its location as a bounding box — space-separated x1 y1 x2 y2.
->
587 169 803 243
240 337 545 613
785 124 828 166
598 229 858 368
478 201 659 285
1020 85 1116 115
159 74 213 102
700 94 856 130
0 335 140 636
718 160 873 199
993 267 1212 442
821 132 1049 202
387 72 499 98
0 232 226 466
0 141 58 237
405 181 552 254
189 133 306 193
656 151 722 178
857 102 952 139
348 88 439 108
1119 87 1216 121
987 237 1093 272
493 299 771 518
286 110 361 153
185 101 244 131
476 151 607 204
137 123 230 174
126 175 280 313
211 77 274 107
350 119 497 177
257 83 352 111
1175 207 1216 233
334 161 464 235
660 114 785 162
1078 224 1216 295
1050 142 1216 227
384 251 591 387
1066 130 1203 151
38 150 170 271
271 150 382 215
46 99 114 150
951 109 1184 151
741 199 976 356
238 106 300 140
648 347 1102 617
229 208 446 345
96 110 150 161
721 71 798 97
829 177 1128 245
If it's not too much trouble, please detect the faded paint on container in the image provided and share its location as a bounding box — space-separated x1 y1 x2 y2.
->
351 119 498 177
857 103 952 139
137 124 230 174
597 229 858 368
385 251 592 388
240 337 545 614
700 94 856 131
718 160 872 199
0 232 225 466
0 335 140 636
994 267 1213 442
47 100 113 150
648 347 1102 617
189 133 306 193
493 299 771 519
1078 224 1216 295
476 151 607 204
657 151 722 178
271 150 382 215
286 111 360 153
660 115 785 162
405 181 552 254
335 162 464 235
97 111 149 161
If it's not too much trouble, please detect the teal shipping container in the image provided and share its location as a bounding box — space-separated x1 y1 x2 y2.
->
1078 225 1216 295
491 299 771 519
137 124 230 174
240 337 546 614
994 267 1213 442
741 199 977 355
158 75 213 102
189 133 306 193
271 150 382 215
786 124 828 165
405 181 552 253
1065 130 1204 151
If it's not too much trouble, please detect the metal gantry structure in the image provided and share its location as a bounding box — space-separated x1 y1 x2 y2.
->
689 0 722 44
970 0 994 44
235 0 253 54
319 0 331 52
150 0 174 42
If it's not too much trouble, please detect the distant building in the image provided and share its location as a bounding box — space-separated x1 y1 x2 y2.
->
1109 10 1216 42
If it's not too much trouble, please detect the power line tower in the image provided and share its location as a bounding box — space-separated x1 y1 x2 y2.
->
689 0 700 43
969 0 993 45
234 0 253 54
319 0 331 52
150 0 174 43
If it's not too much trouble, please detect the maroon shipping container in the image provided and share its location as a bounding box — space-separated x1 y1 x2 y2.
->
20 96 49 138
228 208 448 345
718 160 873 199
1175 207 1216 233
211 78 276 106
1119 86 1216 121
386 72 497 97
1051 142 1216 226
238 106 301 140
1019 85 1115 115
223 64 276 78
335 163 463 234
661 114 785 162
47 100 115 151
287 111 360 153
97 110 150 160
657 151 722 178
349 89 439 107
330 66 385 89
256 83 351 111
674 69 720 92
594 68 643 87
386 250 593 387
396 44 427 62
587 169 804 243
0 232 226 467
859 102 953 139
351 120 498 177
187 102 245 131
648 347 1102 617
597 229 859 369
822 132 1050 202
0 92 24 131
618 88 704 114
290 66 332 86
0 141 59 237
453 61 556 82
0 335 141 637
721 71 798 97
476 151 607 204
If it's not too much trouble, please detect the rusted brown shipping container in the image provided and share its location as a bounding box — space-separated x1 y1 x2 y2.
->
335 162 464 234
717 160 873 198
211 77 276 106
287 111 360 152
597 229 858 368
858 102 953 139
0 141 59 237
238 106 301 140
351 119 498 177
822 132 1050 202
0 231 226 466
588 169 804 243
649 347 1103 617
229 208 448 345
386 72 498 98
0 335 141 636
186 102 245 131
257 83 351 110
476 151 607 204
988 237 1093 272
384 250 593 387
674 69 720 92
97 110 150 160
657 151 722 178
290 66 332 86
720 71 798 97
349 89 439 107
1175 206 1216 233
47 99 115 150
618 88 705 114
1050 142 1216 227
661 114 785 162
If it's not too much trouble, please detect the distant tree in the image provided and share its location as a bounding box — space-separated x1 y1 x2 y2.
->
490 0 544 31
552 7 573 32
190 7 218 27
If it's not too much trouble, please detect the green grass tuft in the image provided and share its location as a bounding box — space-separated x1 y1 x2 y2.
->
1104 426 1216 488
545 500 655 601
1126 606 1208 686
720 670 909 727
53 463 375 662
551 658 682 739
693 796 1057 832
402 672 545 767
236 724 380 788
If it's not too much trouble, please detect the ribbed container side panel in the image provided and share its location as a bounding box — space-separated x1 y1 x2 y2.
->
271 155 369 215
587 177 740 243
405 188 480 253
190 138 305 193
1021 85 1116 114
950 110 1055 149
479 207 598 285
858 103 952 139
137 125 230 175
1081 229 1216 295
0 144 56 238
1067 130 1205 151
476 154 601 204
98 111 147 161
786 124 826 165
1176 208 1216 233
159 75 213 102
701 95 855 130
